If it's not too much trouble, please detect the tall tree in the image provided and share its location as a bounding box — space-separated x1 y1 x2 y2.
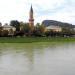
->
20 22 31 35
10 20 20 31
36 23 45 33
33 23 45 36
24 23 31 33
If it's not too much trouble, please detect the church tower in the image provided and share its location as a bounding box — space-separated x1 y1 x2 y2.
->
29 5 34 29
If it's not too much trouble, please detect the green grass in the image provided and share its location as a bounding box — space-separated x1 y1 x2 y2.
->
0 37 75 43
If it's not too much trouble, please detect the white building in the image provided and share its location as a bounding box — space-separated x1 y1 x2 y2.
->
3 24 16 35
46 25 62 32
3 24 16 31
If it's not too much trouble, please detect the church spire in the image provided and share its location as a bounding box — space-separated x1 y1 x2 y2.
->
29 5 34 29
30 5 33 13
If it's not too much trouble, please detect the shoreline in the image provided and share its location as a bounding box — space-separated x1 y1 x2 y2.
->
0 37 75 43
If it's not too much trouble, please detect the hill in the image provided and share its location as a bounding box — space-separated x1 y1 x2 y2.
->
42 20 75 28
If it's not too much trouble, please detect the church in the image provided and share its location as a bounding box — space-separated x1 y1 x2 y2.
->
29 5 34 31
29 5 62 32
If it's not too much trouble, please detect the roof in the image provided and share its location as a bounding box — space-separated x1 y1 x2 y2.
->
3 25 15 28
30 5 33 13
46 25 61 29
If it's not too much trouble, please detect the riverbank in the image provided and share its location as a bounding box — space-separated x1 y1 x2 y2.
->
0 37 75 43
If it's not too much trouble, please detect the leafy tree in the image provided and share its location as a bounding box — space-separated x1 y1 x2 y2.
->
20 22 30 33
61 27 74 36
0 22 2 26
10 20 20 31
20 22 25 32
24 23 32 36
33 23 45 36
0 25 3 36
20 22 32 36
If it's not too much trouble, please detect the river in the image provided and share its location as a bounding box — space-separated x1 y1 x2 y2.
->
0 42 75 75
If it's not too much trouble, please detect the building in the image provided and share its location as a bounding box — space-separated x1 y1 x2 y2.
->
29 5 34 31
46 25 62 32
3 23 16 35
3 24 16 31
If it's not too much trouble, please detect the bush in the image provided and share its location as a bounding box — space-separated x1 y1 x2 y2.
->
2 30 9 37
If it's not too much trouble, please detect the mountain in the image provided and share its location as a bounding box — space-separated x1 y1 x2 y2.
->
42 20 75 28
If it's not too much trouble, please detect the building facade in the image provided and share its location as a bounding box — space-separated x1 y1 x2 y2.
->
46 25 62 32
3 24 16 35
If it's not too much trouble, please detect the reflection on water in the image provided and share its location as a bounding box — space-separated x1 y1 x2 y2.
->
0 42 75 75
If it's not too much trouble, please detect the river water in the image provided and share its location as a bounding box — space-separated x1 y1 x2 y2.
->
0 42 75 75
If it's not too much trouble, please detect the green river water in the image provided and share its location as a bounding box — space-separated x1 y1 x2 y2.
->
0 42 75 75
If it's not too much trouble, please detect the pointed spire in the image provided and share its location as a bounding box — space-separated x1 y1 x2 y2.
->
29 4 34 29
30 4 33 13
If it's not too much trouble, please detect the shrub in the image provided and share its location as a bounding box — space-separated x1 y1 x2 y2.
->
2 30 9 37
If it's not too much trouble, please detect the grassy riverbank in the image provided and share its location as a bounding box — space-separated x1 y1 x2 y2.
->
0 37 75 43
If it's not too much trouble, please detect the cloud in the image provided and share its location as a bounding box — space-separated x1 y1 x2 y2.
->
34 0 75 24
0 0 75 25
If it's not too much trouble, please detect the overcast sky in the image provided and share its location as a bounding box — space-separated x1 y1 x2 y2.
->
0 0 75 25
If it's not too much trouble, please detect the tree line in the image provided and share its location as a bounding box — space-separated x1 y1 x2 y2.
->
0 20 75 37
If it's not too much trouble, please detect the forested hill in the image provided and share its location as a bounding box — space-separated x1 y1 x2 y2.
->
42 20 75 28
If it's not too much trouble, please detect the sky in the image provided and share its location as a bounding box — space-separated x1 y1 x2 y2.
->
0 0 75 25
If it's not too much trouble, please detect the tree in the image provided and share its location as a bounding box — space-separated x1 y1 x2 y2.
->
0 23 3 36
33 23 46 36
20 22 32 36
10 20 20 31
0 22 2 26
24 23 32 36
20 22 25 32
61 27 73 37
